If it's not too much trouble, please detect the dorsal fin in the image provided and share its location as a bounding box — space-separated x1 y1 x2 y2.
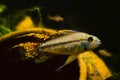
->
58 30 78 35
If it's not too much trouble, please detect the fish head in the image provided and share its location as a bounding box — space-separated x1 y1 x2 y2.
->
80 34 101 51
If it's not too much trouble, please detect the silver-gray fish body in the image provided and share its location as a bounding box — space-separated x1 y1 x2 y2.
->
38 32 101 55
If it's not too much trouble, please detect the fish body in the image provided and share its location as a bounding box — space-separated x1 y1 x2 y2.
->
38 32 101 55
37 30 101 72
47 15 64 22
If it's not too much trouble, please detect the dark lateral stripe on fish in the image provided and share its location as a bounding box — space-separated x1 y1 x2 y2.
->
39 39 87 49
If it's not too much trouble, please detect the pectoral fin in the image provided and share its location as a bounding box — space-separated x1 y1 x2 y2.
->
55 55 77 73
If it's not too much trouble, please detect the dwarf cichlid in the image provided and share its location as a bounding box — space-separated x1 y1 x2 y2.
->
37 30 101 72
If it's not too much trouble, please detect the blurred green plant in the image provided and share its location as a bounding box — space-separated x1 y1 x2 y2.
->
0 25 11 36
0 4 6 13
0 4 11 37
0 5 43 37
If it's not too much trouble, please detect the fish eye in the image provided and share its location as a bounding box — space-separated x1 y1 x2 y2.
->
88 36 93 42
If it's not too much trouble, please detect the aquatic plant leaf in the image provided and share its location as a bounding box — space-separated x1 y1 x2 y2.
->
11 42 54 63
78 51 112 80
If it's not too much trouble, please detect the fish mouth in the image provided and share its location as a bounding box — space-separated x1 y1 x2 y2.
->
96 40 101 45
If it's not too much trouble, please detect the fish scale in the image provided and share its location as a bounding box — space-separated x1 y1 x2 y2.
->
41 32 89 47
40 41 84 55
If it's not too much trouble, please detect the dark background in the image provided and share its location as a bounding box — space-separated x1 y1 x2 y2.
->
0 0 120 80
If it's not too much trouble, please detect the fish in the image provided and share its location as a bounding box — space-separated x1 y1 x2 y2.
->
36 30 101 72
47 15 64 22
